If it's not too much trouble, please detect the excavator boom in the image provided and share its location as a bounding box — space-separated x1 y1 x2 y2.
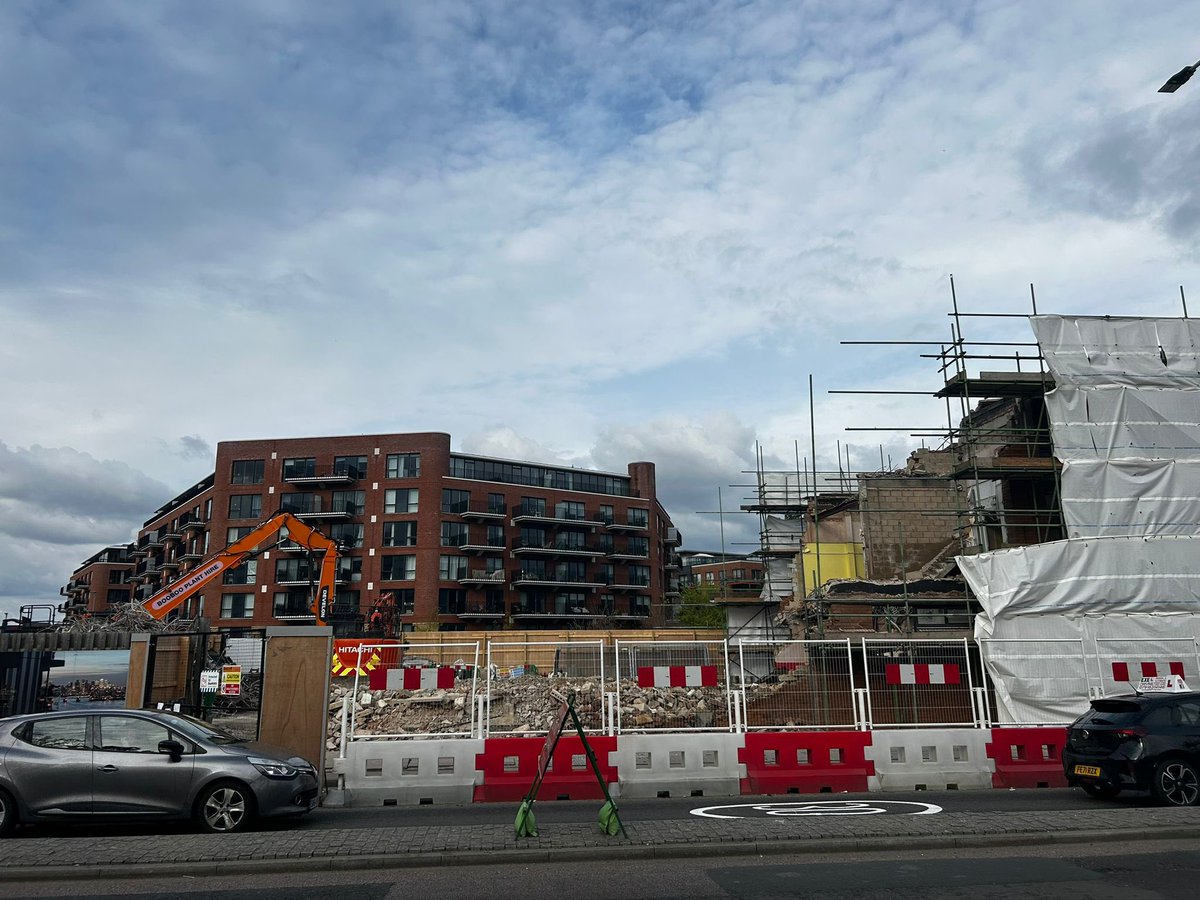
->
141 512 340 625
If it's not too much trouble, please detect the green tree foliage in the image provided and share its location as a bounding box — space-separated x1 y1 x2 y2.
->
675 583 726 628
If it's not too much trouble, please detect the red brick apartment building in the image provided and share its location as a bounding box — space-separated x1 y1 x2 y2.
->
61 433 683 635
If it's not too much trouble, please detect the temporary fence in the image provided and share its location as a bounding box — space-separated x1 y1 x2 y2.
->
614 639 734 733
333 636 1200 741
484 640 606 735
734 640 858 730
348 641 481 740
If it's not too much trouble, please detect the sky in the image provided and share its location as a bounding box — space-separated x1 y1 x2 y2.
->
2 1 1200 620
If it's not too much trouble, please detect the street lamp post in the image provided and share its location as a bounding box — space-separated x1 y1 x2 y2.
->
1159 60 1200 93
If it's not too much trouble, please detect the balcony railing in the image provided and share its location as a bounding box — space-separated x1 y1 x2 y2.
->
510 570 604 587
458 569 506 585
606 514 649 531
510 505 606 526
179 513 207 532
459 501 508 519
459 600 506 617
282 466 361 487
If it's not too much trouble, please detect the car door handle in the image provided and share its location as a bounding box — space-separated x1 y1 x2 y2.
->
97 765 119 773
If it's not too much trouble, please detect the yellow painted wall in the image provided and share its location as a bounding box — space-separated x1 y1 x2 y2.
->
799 541 865 593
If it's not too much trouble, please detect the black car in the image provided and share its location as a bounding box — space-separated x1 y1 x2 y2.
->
1063 691 1200 805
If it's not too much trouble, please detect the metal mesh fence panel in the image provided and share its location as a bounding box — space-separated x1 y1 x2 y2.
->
978 638 1092 725
1094 638 1200 694
348 641 480 739
735 640 856 730
485 640 606 735
614 639 732 732
861 639 977 728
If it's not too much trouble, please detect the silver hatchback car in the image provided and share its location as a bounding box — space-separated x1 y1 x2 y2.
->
0 708 319 835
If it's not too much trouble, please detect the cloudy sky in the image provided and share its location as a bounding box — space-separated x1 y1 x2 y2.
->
3 1 1199 620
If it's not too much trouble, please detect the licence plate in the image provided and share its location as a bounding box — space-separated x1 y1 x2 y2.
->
1073 765 1102 777
308 796 319 810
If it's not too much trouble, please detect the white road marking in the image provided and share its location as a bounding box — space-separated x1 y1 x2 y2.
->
690 800 943 819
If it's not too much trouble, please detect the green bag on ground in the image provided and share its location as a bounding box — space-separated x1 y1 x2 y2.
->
514 799 538 838
598 800 620 836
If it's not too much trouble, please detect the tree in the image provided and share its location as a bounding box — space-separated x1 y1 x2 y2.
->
675 583 726 628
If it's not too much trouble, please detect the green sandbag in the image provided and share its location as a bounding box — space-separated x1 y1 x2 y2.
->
514 798 538 838
598 800 620 836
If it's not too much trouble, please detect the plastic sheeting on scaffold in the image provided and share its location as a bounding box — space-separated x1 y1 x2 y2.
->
738 731 874 795
636 666 718 688
986 727 1068 788
473 735 619 803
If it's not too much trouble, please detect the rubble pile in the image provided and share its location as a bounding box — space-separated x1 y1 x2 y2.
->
58 603 195 634
326 673 753 746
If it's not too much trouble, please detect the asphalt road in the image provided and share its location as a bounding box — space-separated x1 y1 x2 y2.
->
1 786 1145 839
2 838 1197 899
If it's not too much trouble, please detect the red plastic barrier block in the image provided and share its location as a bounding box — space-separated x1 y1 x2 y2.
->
738 731 874 795
986 727 1068 789
473 735 618 803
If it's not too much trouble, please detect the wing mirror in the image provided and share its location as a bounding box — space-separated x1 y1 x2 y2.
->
159 739 185 762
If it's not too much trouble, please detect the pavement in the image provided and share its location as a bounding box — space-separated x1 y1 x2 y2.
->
4 802 1200 881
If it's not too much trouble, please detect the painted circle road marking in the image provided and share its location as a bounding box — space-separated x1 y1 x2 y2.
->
690 800 943 819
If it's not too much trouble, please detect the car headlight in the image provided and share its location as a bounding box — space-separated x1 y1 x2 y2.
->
248 757 298 778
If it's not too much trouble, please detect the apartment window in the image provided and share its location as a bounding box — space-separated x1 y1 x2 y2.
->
732 568 746 580
519 496 546 516
276 558 313 582
557 530 586 550
555 500 585 521
230 459 264 485
332 589 360 618
704 571 715 583
487 524 506 547
333 455 368 479
107 588 130 603
629 565 650 586
386 588 415 615
438 589 466 615
228 494 261 520
108 570 129 584
280 492 319 515
439 555 468 580
380 555 416 581
330 523 364 549
599 504 614 525
484 589 505 612
596 564 614 584
482 556 504 575
386 453 420 479
273 590 312 618
519 526 546 548
627 536 649 556
441 522 468 547
442 489 470 514
558 592 587 614
282 457 316 479
332 490 365 515
382 521 417 548
384 488 418 514
204 498 213 519
222 560 257 585
627 508 649 528
227 526 252 545
220 593 254 619
520 559 546 580
488 493 506 514
598 534 614 553
337 557 363 583
555 561 587 582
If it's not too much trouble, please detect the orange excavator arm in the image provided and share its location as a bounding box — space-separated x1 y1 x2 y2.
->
142 512 341 625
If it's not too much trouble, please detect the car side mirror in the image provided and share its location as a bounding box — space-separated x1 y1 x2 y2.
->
159 739 185 762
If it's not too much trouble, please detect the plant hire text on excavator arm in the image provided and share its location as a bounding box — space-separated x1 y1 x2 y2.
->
141 512 341 625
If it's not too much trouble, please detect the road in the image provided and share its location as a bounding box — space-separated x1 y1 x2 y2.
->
2 838 1197 899
0 785 1153 839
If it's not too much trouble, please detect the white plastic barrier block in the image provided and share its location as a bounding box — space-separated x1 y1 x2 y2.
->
341 739 483 806
611 733 745 799
865 729 994 792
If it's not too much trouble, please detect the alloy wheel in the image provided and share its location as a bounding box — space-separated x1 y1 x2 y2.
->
1159 762 1200 806
203 786 247 832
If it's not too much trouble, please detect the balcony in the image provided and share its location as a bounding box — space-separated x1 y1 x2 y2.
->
458 501 508 521
607 549 649 561
274 599 316 620
606 513 649 532
159 559 181 572
607 577 651 591
460 538 507 553
510 570 605 588
179 514 207 533
510 505 607 528
459 600 506 619
178 550 203 563
512 538 604 557
280 499 356 521
459 569 507 585
664 527 681 545
144 533 165 550
512 597 604 619
162 529 183 544
282 467 360 488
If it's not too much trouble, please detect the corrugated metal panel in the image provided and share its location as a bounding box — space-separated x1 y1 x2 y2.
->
0 632 133 653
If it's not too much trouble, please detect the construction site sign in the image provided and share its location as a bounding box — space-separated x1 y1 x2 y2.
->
220 665 241 697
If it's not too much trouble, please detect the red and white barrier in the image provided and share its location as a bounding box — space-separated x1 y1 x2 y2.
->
885 663 961 685
636 665 718 688
369 666 457 692
1111 661 1185 681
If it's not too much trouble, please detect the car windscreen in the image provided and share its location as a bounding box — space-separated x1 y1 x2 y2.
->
160 711 244 745
1079 699 1145 726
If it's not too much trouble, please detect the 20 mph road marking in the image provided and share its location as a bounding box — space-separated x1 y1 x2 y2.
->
690 800 943 819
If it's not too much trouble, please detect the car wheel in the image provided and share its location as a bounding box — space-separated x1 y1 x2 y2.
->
1154 759 1200 807
195 781 255 834
1079 781 1121 800
0 789 15 837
